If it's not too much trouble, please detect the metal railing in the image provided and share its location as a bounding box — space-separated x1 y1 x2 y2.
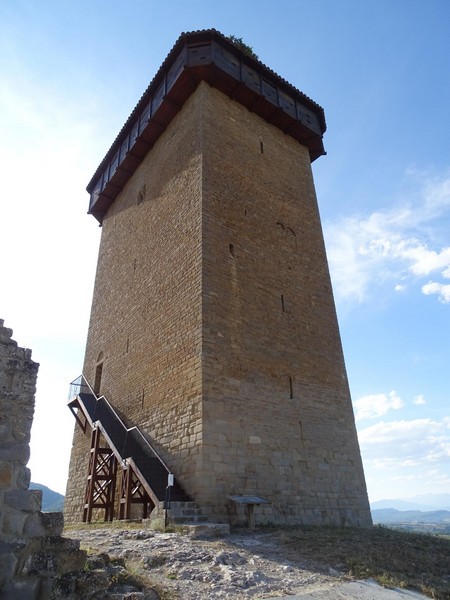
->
69 375 171 498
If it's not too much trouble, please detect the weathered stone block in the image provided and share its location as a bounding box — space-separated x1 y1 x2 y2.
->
22 551 53 576
4 489 42 512
22 514 46 538
0 461 13 488
40 512 64 536
0 541 18 586
22 512 64 539
0 441 30 465
16 466 31 490
12 416 33 442
0 421 12 440
75 569 110 596
3 508 28 536
0 577 40 600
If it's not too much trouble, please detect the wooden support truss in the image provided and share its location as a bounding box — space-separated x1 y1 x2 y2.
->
119 463 155 520
69 381 186 522
83 427 118 523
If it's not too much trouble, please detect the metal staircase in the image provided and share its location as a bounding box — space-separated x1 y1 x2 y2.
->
68 375 191 522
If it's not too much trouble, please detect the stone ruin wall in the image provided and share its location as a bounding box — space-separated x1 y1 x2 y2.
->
0 319 85 599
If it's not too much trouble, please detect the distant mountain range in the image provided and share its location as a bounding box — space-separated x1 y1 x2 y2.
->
29 482 64 512
26 485 450 523
372 507 450 525
370 493 450 512
370 493 450 529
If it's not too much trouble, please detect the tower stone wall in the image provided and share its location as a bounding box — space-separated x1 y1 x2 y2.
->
199 84 369 524
65 79 371 527
65 31 372 527
64 82 204 523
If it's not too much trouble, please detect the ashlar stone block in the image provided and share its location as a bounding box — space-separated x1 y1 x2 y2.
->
4 489 42 512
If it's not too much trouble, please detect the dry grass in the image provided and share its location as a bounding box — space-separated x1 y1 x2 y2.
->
274 525 450 599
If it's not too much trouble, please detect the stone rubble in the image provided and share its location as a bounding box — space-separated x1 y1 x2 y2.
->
65 526 342 599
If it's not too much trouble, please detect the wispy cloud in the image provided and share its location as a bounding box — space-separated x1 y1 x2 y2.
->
325 171 450 304
413 395 426 405
366 468 450 502
422 281 450 304
354 390 404 421
359 417 450 466
359 416 450 499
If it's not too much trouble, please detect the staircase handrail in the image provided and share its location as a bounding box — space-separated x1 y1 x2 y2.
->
123 426 171 472
69 374 171 475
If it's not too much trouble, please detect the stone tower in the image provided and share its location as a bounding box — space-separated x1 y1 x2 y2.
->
65 30 372 527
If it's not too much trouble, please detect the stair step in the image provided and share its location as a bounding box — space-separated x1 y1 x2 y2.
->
180 509 203 516
168 501 198 508
171 515 209 524
156 500 209 525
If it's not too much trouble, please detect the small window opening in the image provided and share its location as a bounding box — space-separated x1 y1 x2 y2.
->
141 389 145 408
299 420 304 444
281 294 285 312
137 184 146 205
229 243 235 257
126 338 130 353
94 361 103 396
260 141 264 154
289 376 294 399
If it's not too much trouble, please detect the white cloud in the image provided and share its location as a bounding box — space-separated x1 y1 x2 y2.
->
422 281 450 304
359 417 450 500
367 467 450 502
407 246 450 276
325 171 450 304
354 390 404 421
413 395 426 405
358 417 450 465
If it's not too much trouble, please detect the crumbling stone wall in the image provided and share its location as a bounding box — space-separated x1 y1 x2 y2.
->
0 319 85 598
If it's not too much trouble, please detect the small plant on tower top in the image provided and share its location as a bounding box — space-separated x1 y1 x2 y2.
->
227 35 259 60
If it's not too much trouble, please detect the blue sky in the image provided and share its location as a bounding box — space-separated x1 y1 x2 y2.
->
1 0 449 501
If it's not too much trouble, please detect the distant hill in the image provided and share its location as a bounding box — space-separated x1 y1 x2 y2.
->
372 507 450 524
371 493 450 512
371 499 436 511
29 482 64 512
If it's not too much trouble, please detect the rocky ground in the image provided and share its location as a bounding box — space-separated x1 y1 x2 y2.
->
60 525 432 600
63 525 346 599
